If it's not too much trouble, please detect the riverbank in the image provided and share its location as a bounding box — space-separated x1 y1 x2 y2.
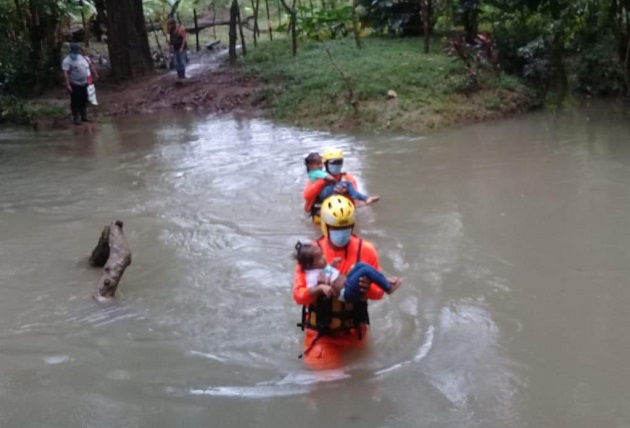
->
239 37 536 132
22 37 536 132
24 47 261 130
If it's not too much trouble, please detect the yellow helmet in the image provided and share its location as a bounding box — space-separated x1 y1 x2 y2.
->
320 195 355 236
322 148 344 163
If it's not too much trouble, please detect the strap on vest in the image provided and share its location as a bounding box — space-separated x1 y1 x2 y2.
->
298 330 324 359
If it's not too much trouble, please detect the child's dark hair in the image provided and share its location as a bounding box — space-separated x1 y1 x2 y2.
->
294 240 316 270
304 152 321 172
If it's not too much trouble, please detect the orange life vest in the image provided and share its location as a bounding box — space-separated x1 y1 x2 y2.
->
297 236 369 345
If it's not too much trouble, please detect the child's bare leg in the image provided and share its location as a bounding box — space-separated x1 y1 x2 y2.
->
365 196 380 205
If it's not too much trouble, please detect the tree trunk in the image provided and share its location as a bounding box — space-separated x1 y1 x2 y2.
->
323 41 358 114
90 221 132 302
251 0 259 47
27 0 47 71
14 0 25 31
81 10 90 47
265 0 273 40
151 19 168 68
169 0 182 18
290 12 297 55
277 0 282 25
27 0 62 92
212 0 218 39
625 8 630 91
236 0 247 56
193 9 200 51
422 0 430 53
105 0 153 81
280 0 297 55
255 0 261 38
427 0 434 35
551 32 567 106
229 0 238 63
93 0 106 42
350 0 362 49
462 0 478 43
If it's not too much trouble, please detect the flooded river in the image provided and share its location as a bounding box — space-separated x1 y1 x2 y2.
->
1 105 630 427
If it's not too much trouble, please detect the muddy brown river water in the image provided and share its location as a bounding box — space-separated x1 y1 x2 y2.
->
1 104 629 427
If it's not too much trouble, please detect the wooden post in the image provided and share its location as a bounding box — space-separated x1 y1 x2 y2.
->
193 8 200 51
236 1 247 56
90 220 132 302
229 0 238 63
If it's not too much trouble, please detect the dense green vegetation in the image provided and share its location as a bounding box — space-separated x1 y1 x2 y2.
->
1 0 629 127
0 96 65 126
240 37 530 131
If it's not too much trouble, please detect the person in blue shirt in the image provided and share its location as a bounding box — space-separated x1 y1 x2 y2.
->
304 152 380 205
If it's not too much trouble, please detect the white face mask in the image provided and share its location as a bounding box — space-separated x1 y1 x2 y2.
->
327 164 343 175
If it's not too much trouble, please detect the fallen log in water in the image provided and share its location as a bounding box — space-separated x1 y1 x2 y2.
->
89 220 131 302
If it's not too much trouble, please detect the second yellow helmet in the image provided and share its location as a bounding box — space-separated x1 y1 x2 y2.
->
320 195 355 236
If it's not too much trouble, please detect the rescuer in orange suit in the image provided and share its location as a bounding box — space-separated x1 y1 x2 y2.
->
293 195 386 369
303 148 362 224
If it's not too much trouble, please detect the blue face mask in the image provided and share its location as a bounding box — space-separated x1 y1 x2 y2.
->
329 228 352 248
327 164 342 175
70 53 78 60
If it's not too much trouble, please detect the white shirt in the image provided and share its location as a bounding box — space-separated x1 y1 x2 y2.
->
305 264 340 289
62 54 90 85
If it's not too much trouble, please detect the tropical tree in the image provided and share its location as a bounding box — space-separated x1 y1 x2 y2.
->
105 0 153 80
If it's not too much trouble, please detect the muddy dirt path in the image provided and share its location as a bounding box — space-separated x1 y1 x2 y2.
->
38 48 261 127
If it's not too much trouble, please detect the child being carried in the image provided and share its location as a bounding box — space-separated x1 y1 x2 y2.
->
304 152 380 205
295 241 402 302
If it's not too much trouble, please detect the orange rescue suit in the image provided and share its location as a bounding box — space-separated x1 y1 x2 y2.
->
293 235 384 369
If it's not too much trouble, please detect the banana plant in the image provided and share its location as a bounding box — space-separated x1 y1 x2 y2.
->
144 0 185 20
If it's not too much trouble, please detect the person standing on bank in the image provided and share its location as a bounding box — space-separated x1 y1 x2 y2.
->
61 43 91 125
168 17 188 79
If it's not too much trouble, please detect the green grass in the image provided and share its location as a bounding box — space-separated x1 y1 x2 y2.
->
0 95 66 127
238 36 534 132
